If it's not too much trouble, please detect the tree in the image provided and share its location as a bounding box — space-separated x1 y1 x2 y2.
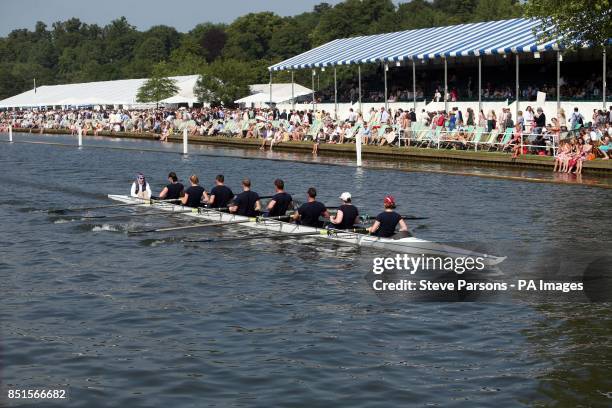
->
194 59 258 106
136 67 179 106
189 23 228 62
473 0 522 22
524 0 612 47
223 12 283 60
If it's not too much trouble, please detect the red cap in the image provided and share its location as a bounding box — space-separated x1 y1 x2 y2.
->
384 195 395 205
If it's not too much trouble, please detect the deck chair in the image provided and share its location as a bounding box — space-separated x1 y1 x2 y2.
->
490 127 514 151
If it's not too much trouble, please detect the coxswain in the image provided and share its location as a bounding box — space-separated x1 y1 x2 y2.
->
204 174 234 209
180 174 205 208
229 178 261 216
367 195 409 237
130 173 151 199
329 192 359 229
158 171 184 201
266 178 293 217
292 187 329 228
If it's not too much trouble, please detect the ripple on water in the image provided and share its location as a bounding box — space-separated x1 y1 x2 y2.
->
1 137 610 407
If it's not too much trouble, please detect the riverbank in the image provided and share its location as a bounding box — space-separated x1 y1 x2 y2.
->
12 127 612 175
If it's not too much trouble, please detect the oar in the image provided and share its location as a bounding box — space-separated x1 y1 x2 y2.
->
360 215 429 221
128 215 291 234
80 209 194 220
185 230 319 243
47 198 179 214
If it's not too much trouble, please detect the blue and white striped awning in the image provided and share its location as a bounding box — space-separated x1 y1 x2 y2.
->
269 18 564 72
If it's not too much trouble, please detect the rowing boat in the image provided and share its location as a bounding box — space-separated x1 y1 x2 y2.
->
108 194 506 266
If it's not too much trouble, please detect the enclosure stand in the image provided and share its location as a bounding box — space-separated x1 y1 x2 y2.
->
311 69 316 112
291 71 295 111
334 66 338 120
444 57 448 113
603 48 607 110
478 56 482 114
384 62 388 111
358 65 362 114
412 59 417 112
515 54 520 122
556 51 561 113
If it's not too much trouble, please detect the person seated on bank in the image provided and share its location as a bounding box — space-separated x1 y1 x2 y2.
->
204 174 234 209
367 195 409 237
599 135 612 159
266 178 293 217
130 173 151 199
329 192 359 230
158 171 184 201
180 174 205 208
228 178 261 217
292 187 330 228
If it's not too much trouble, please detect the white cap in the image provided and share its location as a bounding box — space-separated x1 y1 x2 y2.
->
339 192 352 201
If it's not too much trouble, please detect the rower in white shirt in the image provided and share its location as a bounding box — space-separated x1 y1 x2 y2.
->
130 173 151 199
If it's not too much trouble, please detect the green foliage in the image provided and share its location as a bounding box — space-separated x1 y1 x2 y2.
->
524 0 611 47
223 12 284 60
136 70 179 105
194 59 259 106
0 0 528 100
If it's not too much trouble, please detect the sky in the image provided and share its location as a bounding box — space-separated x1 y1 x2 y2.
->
0 0 358 36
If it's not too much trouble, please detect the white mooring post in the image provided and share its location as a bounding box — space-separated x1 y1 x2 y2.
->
77 127 83 147
8 124 13 142
356 133 362 167
183 128 188 155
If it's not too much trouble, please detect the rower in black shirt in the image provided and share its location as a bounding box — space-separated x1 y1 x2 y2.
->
204 174 234 209
180 174 205 208
266 178 293 217
367 195 409 237
159 171 184 200
329 192 359 229
292 187 329 228
229 178 261 216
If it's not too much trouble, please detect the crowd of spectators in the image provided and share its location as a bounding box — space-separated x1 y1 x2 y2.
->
2 104 611 172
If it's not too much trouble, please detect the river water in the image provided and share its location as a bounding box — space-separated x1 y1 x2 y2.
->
1 133 611 407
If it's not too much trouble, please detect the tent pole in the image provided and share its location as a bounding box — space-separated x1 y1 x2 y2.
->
269 71 273 108
412 59 417 112
334 66 338 120
515 54 519 121
478 56 482 115
603 48 607 110
358 65 362 114
291 71 295 111
444 57 448 112
311 69 315 112
384 62 388 111
556 51 561 113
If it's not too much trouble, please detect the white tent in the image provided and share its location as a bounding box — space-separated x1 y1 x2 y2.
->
0 75 199 108
235 83 312 105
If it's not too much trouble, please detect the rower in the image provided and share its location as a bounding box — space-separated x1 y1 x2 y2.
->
292 187 329 228
180 174 205 208
158 171 184 201
266 178 293 217
367 195 409 237
229 178 261 216
130 173 151 199
329 192 359 229
204 174 234 209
